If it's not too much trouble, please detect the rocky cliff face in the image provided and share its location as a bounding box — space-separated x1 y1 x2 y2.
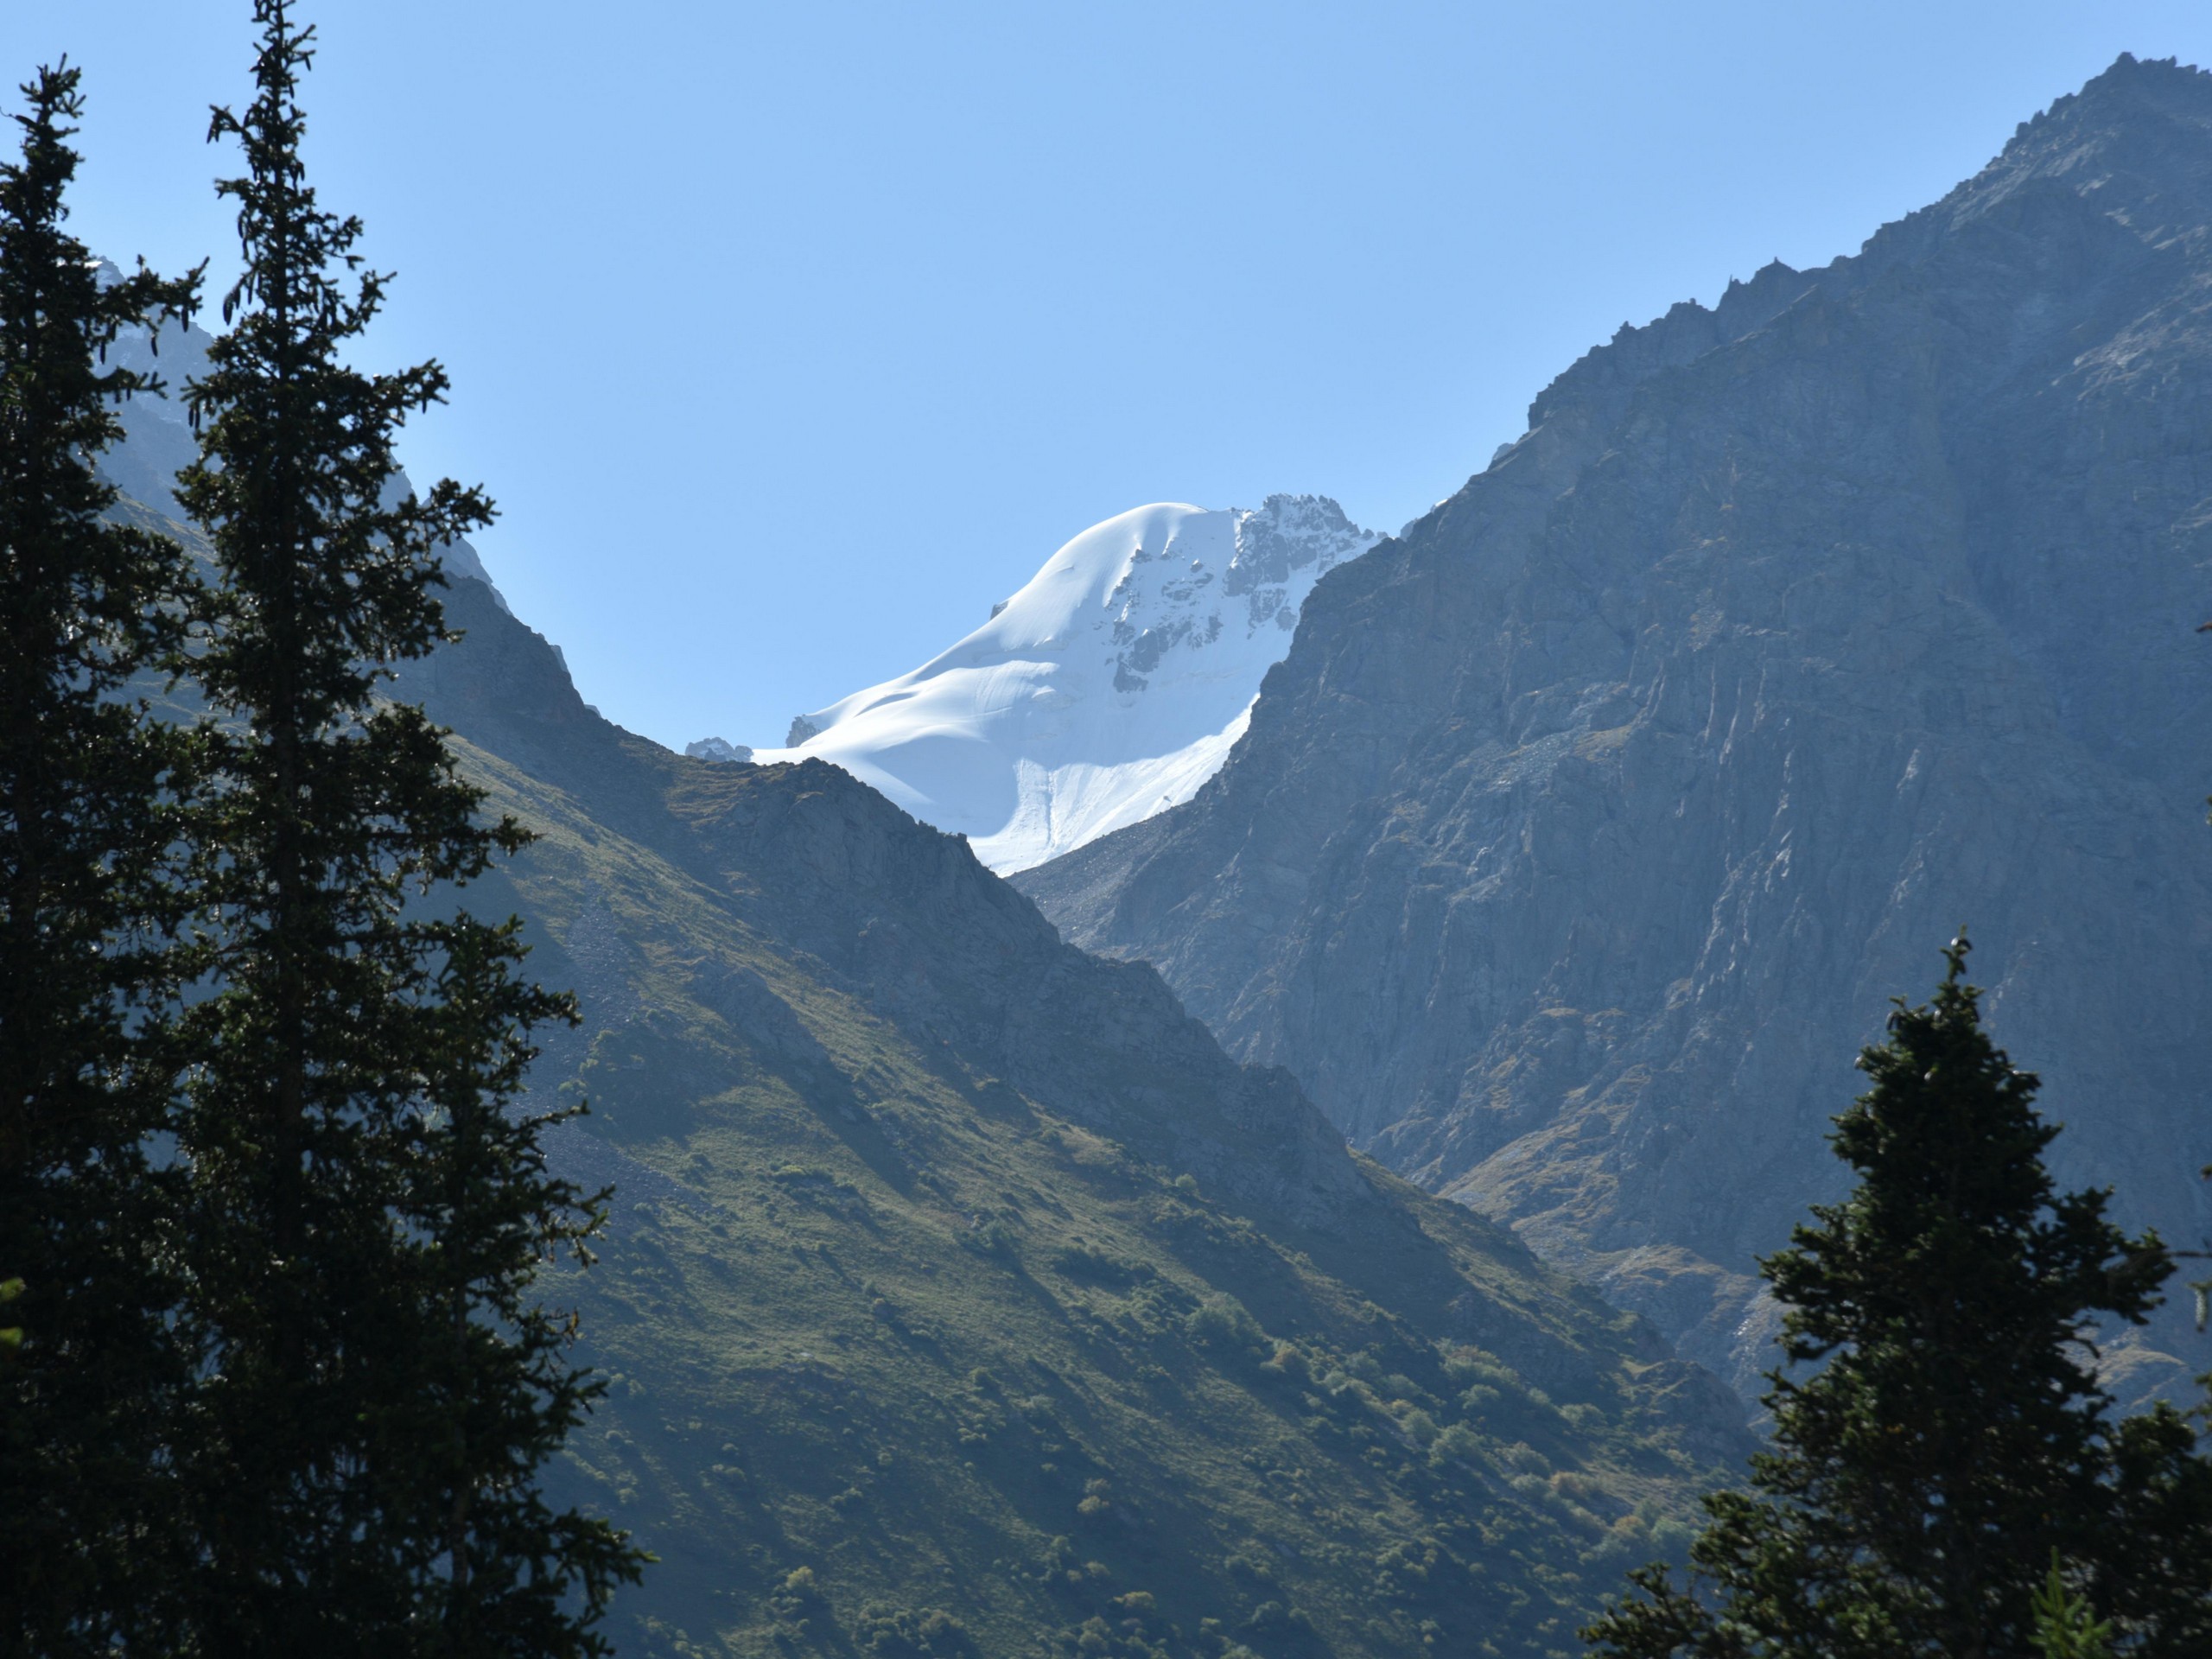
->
1018 54 2212 1402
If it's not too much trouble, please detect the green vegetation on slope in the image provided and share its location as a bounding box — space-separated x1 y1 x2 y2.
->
397 580 1753 1659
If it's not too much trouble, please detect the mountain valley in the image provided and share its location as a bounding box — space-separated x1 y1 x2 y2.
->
70 47 2212 1656
98 477 1757 1656
386 575 1751 1658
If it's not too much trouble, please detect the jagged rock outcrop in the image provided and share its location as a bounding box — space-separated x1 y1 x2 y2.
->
1018 54 2212 1402
683 736 753 764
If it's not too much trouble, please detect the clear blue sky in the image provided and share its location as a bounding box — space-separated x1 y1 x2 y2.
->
9 2 2212 750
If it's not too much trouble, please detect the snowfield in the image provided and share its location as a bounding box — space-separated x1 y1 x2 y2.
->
746 495 1379 873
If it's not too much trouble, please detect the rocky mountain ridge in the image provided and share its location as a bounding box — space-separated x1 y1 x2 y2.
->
1017 53 2212 1403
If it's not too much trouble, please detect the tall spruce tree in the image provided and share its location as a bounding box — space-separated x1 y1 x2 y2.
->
171 5 641 1650
0 61 201 1655
1585 938 2212 1659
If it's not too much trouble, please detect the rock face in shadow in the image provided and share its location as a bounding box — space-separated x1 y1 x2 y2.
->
1016 54 2212 1401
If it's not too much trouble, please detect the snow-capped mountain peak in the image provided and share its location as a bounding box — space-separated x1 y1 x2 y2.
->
746 494 1380 872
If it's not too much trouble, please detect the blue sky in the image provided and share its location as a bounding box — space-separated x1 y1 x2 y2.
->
9 1 2212 750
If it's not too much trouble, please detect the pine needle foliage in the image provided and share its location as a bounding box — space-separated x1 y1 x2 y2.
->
0 60 201 1656
169 5 642 1650
2031 1553 2115 1659
1584 937 2212 1659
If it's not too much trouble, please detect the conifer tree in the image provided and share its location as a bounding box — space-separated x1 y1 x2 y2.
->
0 60 201 1654
172 5 641 1649
1585 938 2212 1658
2031 1554 2115 1659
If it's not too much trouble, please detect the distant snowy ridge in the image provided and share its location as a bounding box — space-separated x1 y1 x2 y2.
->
745 495 1380 873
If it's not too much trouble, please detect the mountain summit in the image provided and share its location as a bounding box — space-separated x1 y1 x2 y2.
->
748 495 1379 872
1019 54 2212 1403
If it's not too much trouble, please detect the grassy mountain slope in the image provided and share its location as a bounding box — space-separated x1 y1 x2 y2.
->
389 578 1751 1659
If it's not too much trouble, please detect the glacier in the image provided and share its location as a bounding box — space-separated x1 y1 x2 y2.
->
747 494 1379 872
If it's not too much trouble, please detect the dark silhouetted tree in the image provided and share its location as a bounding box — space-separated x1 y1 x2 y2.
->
0 60 201 1656
170 5 642 1649
1585 938 2212 1658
